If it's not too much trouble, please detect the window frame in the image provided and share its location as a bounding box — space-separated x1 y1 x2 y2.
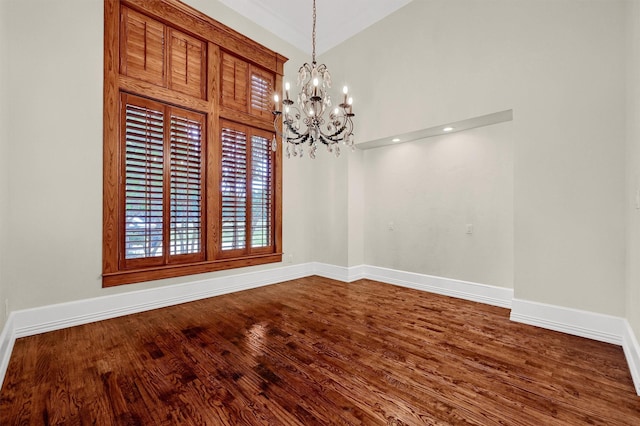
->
103 0 286 287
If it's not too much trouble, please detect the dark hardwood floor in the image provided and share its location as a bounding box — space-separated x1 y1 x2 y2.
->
1 276 639 425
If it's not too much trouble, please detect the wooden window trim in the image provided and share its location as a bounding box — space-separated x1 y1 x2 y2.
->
103 0 286 287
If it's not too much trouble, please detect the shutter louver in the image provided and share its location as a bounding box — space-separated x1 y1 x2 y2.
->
124 103 164 259
221 126 247 251
251 134 272 248
170 114 203 256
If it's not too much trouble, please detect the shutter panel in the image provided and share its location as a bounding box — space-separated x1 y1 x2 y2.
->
170 112 204 258
250 133 273 248
120 7 165 87
123 101 165 260
250 67 275 119
168 29 206 99
221 124 247 251
220 52 248 112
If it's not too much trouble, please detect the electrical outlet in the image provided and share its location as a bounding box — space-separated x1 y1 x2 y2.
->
4 299 8 319
466 224 474 234
287 254 293 264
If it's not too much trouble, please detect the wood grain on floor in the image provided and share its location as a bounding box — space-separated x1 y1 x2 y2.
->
1 276 639 425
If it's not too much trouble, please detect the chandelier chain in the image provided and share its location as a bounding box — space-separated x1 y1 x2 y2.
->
312 0 317 63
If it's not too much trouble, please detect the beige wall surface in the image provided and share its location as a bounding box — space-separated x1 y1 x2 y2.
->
347 150 365 267
0 0 9 329
308 152 350 266
626 0 640 344
363 124 514 288
321 0 626 315
0 0 310 313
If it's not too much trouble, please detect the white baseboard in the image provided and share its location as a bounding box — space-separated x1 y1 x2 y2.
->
0 313 15 391
623 321 640 395
509 298 625 345
312 262 366 282
361 265 514 309
11 263 312 339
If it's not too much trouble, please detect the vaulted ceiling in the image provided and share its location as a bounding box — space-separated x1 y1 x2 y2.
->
217 0 414 55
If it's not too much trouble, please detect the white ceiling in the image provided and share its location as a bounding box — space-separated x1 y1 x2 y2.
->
217 0 414 56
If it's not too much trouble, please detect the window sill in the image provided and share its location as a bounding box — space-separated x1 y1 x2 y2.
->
102 253 283 287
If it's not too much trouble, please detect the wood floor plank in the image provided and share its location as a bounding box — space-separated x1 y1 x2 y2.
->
1 276 640 425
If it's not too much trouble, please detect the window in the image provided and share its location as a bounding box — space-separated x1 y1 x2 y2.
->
103 0 286 286
121 94 204 269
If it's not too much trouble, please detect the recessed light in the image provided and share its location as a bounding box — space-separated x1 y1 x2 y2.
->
443 127 454 132
392 138 401 142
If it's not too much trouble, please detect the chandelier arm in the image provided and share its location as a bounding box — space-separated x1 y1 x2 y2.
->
272 113 286 139
273 107 307 140
288 133 311 146
317 135 330 146
318 124 348 142
283 121 311 144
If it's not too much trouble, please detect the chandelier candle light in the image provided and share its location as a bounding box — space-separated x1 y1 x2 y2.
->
272 0 355 159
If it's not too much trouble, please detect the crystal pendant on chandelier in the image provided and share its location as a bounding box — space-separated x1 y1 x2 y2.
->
271 0 355 158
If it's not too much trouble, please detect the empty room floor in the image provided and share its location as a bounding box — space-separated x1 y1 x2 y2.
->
1 276 639 424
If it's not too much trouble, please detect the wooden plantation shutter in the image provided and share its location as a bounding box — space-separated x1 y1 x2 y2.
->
220 52 275 120
220 124 247 253
250 131 274 250
120 7 165 87
104 0 285 286
169 111 204 260
121 94 204 269
220 121 275 256
220 52 249 112
123 98 165 264
250 67 275 119
167 29 207 99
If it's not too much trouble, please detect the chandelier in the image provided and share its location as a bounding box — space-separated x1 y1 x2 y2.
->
272 0 355 159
